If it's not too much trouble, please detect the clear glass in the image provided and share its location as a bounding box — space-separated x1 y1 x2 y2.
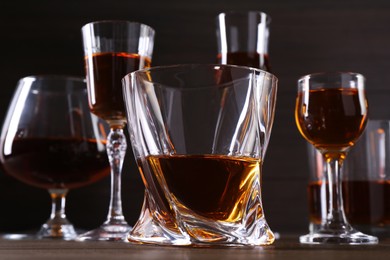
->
216 11 280 239
295 72 378 244
216 11 271 71
307 119 390 238
122 64 278 246
79 20 155 241
0 75 110 240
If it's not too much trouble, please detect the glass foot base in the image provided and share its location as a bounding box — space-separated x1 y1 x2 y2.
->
1 233 36 240
300 229 378 245
37 223 77 240
128 208 275 246
77 222 131 242
1 226 82 241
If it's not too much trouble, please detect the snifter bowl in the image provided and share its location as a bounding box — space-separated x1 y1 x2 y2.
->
0 75 110 240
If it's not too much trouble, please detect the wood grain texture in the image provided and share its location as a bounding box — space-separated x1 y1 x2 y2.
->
0 236 389 259
0 0 390 234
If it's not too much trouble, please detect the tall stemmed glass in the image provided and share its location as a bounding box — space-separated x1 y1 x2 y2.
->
216 11 280 240
0 75 110 240
79 20 155 241
295 72 378 244
216 11 271 71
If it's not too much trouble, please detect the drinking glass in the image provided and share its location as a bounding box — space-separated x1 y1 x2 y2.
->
0 75 110 240
307 119 390 238
295 72 378 244
122 64 278 246
216 11 271 71
216 11 280 239
79 20 155 241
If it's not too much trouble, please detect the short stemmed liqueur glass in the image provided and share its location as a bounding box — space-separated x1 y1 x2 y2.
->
0 75 110 240
79 20 155 241
295 72 378 244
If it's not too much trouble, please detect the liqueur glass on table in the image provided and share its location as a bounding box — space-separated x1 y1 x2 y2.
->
307 119 390 238
216 11 271 71
80 20 155 241
0 75 110 240
295 72 378 244
122 64 278 246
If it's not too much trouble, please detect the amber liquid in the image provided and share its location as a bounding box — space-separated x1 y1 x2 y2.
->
84 52 151 123
1 137 110 189
141 154 261 222
295 88 367 150
216 51 271 71
308 180 390 225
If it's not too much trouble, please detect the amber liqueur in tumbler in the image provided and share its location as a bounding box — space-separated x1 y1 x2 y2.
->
137 154 262 224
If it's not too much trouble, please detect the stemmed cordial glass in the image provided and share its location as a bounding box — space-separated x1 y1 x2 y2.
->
295 72 378 244
0 75 110 240
79 20 155 241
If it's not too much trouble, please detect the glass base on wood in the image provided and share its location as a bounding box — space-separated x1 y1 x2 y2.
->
127 206 275 247
1 224 79 241
77 221 131 242
300 228 378 245
1 233 36 240
37 222 77 240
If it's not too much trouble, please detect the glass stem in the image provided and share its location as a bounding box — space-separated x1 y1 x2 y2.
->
105 127 127 224
324 157 350 230
49 189 69 223
38 188 76 239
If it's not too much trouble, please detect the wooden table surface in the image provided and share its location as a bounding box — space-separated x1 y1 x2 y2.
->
0 234 389 260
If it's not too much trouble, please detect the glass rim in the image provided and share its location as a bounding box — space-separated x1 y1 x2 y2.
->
128 63 278 81
216 11 271 22
18 75 86 83
16 75 87 93
81 20 155 33
298 71 365 83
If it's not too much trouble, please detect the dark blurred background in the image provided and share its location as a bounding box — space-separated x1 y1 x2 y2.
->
1 0 390 235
